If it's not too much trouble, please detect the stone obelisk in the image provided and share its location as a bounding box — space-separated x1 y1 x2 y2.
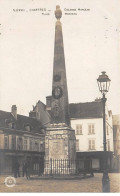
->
44 6 76 174
51 6 70 126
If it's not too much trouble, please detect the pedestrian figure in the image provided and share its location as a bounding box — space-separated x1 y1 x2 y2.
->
91 172 94 177
26 161 31 179
22 160 27 177
14 160 20 178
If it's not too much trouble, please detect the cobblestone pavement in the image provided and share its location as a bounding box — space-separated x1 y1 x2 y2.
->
0 173 120 193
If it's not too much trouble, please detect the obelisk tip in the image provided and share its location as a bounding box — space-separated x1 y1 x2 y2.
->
55 5 62 20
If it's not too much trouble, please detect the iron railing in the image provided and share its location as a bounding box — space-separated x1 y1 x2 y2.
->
31 159 93 176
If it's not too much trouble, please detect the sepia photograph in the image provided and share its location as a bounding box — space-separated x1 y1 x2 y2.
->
0 0 120 193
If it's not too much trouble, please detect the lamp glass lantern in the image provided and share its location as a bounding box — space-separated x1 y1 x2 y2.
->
97 71 111 95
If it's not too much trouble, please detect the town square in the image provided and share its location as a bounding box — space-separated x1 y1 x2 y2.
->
0 0 120 193
0 173 120 192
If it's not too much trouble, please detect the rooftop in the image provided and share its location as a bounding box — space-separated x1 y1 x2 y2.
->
69 101 103 119
0 110 43 134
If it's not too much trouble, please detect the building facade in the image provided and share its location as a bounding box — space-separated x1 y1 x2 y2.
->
0 105 45 175
0 100 114 175
29 100 51 126
112 114 120 172
69 101 113 172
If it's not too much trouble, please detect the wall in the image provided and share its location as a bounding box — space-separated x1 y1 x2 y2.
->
71 118 103 152
71 117 113 152
0 132 45 152
0 133 4 149
106 109 113 152
34 101 51 126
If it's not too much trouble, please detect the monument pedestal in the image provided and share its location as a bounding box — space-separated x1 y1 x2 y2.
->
44 123 76 175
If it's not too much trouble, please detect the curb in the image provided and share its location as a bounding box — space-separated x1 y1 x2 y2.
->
29 175 94 180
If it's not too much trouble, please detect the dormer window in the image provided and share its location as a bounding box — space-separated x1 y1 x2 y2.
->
5 119 16 129
12 122 15 129
24 124 31 131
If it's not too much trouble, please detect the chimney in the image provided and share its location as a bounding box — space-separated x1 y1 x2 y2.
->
11 105 17 120
29 110 37 118
46 96 52 111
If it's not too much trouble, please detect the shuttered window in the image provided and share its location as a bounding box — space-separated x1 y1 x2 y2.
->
88 124 95 134
88 139 95 150
76 124 82 135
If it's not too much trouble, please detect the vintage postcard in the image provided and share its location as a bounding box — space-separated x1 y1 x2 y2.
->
0 0 120 193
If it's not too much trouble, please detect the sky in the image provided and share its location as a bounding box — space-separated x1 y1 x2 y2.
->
0 0 120 116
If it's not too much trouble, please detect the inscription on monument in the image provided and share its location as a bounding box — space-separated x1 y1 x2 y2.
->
49 139 65 159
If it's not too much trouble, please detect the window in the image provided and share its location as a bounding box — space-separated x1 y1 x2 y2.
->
4 136 9 149
40 141 44 151
106 114 108 120
17 137 23 150
33 163 39 171
76 139 79 151
76 124 82 135
34 141 39 151
107 140 110 151
88 139 95 150
88 124 95 134
106 125 109 135
30 138 34 151
11 135 16 150
24 137 28 151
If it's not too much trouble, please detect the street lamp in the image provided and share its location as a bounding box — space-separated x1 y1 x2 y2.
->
97 71 111 192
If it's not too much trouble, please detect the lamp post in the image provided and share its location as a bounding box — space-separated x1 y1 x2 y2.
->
97 71 111 192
